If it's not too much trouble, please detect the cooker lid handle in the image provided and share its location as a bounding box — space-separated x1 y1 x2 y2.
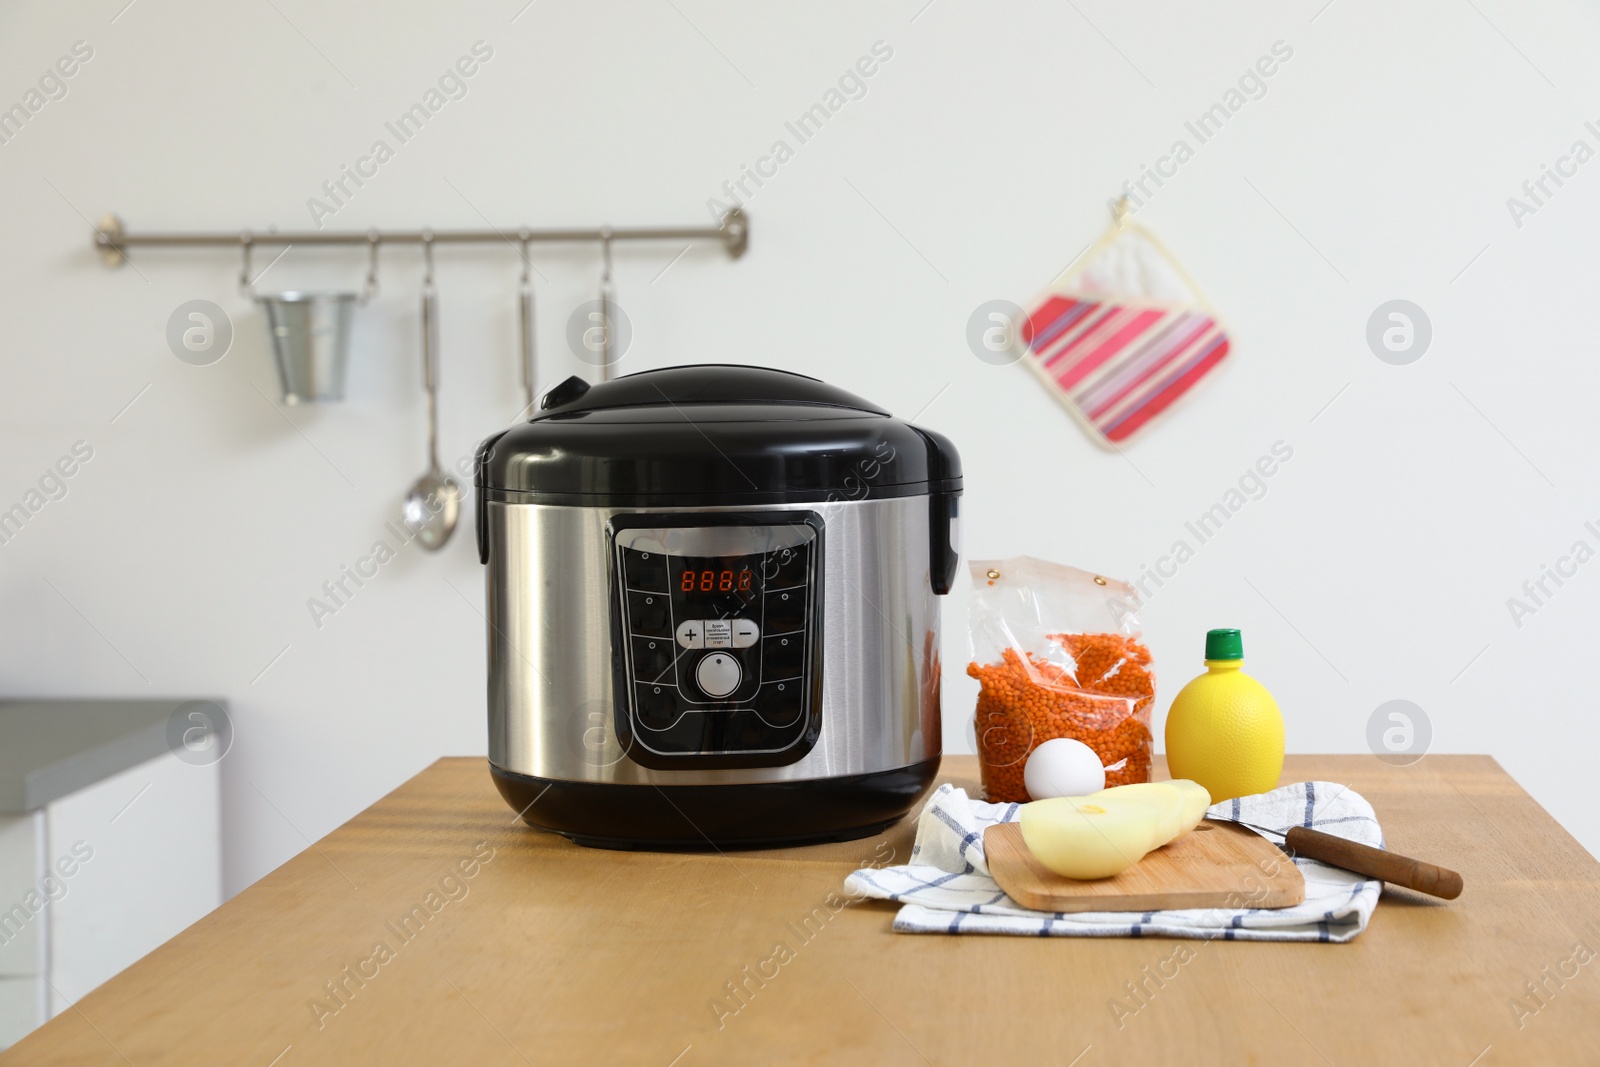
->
541 374 592 411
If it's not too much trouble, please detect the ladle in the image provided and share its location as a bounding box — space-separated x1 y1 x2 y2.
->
402 232 460 550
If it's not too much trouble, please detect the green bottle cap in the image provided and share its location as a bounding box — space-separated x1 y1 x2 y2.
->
1205 628 1243 660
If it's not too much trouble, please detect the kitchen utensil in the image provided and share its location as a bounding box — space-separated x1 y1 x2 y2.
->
1219 817 1464 900
983 818 1305 913
244 233 361 405
517 233 536 415
597 227 615 381
257 291 357 404
475 365 963 849
403 234 461 551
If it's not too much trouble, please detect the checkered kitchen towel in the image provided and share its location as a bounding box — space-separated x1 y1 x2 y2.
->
844 782 1383 941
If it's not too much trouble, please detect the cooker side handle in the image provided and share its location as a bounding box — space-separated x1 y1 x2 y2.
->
928 491 961 596
911 427 962 596
474 428 512 565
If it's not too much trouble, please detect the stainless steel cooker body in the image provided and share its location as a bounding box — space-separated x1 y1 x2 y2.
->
485 495 941 787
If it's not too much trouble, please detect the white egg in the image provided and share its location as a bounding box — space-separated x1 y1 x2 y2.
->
1024 738 1107 800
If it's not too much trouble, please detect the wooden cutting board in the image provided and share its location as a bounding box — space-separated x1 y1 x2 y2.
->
984 819 1305 913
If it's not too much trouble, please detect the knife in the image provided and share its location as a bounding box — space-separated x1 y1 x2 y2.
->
1214 818 1463 901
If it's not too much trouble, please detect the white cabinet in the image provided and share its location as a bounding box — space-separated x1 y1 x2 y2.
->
0 701 223 1049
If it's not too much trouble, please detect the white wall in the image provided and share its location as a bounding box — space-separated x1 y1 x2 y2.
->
3 0 1598 892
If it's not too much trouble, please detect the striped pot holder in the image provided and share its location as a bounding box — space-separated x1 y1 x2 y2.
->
1018 215 1231 446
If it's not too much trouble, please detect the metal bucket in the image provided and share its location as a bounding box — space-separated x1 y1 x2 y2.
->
258 291 357 404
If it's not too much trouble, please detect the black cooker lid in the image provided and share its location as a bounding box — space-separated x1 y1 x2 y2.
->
475 364 962 506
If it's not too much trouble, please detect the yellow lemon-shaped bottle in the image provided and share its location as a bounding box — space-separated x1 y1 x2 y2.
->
1164 629 1284 803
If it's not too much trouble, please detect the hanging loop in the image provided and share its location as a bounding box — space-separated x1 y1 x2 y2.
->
359 229 380 303
238 232 255 297
517 228 532 288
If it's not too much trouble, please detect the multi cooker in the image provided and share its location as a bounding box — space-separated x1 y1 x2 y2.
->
475 364 961 848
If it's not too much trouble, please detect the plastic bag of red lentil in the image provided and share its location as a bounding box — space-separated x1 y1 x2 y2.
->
967 556 1155 803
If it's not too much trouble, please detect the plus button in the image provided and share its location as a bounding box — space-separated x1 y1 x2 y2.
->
675 619 706 649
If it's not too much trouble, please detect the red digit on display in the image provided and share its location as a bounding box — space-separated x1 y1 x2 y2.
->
719 570 733 591
680 571 693 592
738 569 752 591
700 571 714 592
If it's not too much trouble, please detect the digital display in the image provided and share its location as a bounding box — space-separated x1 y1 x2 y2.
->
673 556 763 614
680 568 754 593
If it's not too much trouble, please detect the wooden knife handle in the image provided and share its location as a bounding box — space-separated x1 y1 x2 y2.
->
1284 826 1463 900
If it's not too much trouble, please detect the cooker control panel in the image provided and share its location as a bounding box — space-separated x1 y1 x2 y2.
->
610 514 823 769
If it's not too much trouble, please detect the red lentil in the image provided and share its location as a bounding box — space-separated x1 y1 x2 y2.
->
969 633 1155 803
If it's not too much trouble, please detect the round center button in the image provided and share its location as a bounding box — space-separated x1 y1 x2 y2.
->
695 652 742 699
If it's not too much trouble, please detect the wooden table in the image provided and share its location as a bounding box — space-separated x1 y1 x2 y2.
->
9 755 1600 1065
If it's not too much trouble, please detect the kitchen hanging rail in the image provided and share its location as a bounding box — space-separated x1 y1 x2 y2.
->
91 207 749 266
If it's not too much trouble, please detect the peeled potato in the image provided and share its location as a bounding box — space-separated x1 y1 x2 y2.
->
1087 782 1188 843
1169 779 1212 831
1019 796 1164 880
1019 780 1218 880
1089 780 1213 840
